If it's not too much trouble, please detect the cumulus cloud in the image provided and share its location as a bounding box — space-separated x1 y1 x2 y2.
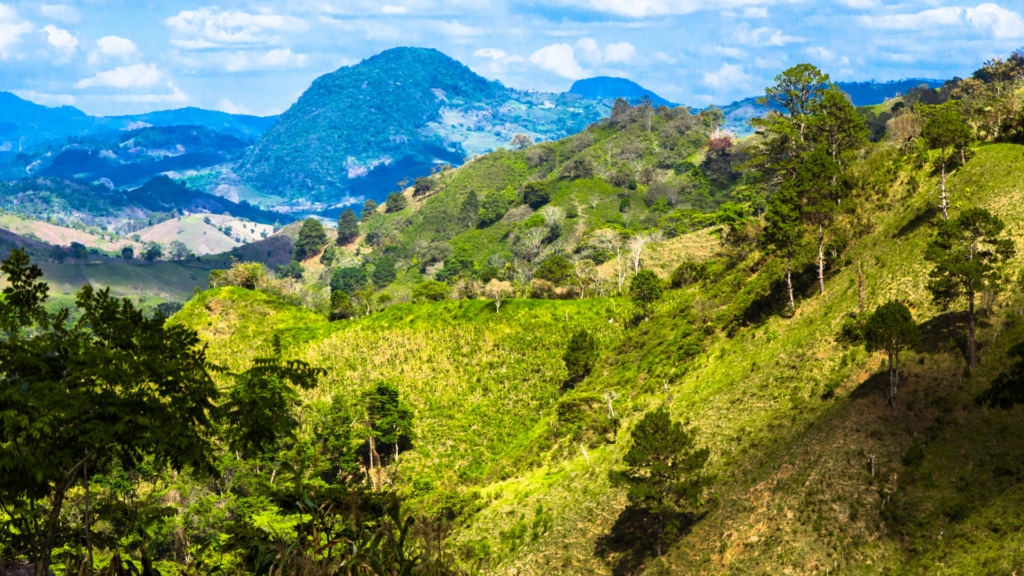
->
836 0 873 7
40 24 77 51
40 4 80 24
737 24 803 46
381 4 407 13
219 99 252 115
75 63 164 89
165 7 307 48
715 46 747 58
14 90 76 106
806 46 836 61
224 48 308 72
576 37 602 63
529 43 586 80
438 20 483 36
703 62 753 90
605 42 635 63
655 51 679 64
553 0 776 18
859 4 1024 39
96 36 137 58
0 4 33 58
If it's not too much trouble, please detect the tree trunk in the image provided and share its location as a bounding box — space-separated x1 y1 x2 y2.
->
894 352 900 410
969 291 976 372
656 514 664 558
368 434 377 491
857 261 864 314
85 460 93 572
888 352 896 409
37 484 67 576
817 224 825 295
939 149 949 220
786 255 795 311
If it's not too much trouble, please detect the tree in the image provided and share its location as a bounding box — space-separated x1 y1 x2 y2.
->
320 245 337 266
762 184 803 311
278 260 304 280
534 254 573 285
563 329 598 380
385 192 407 213
510 133 534 150
478 188 515 226
484 279 514 313
609 407 712 558
169 240 191 260
70 242 88 260
921 108 972 220
336 208 359 245
925 208 1015 371
363 382 415 490
121 246 134 260
0 249 323 575
352 283 377 316
294 218 328 261
757 63 831 138
572 259 598 299
143 242 162 262
459 190 480 227
795 147 845 294
523 182 551 209
412 280 450 302
863 301 919 409
809 85 869 165
975 341 1024 409
372 256 397 287
330 266 368 295
435 246 475 283
413 176 437 197
328 290 353 321
630 269 663 319
361 199 379 219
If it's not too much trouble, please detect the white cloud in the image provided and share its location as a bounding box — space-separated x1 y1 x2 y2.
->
737 24 803 46
576 37 602 63
966 3 1024 39
14 90 76 106
381 4 407 13
859 7 963 30
529 43 586 80
0 4 33 58
224 48 308 72
715 46 747 58
744 7 768 17
655 51 679 64
553 0 776 18
111 84 188 104
165 7 308 48
754 57 784 68
40 24 77 51
860 4 1024 39
806 46 836 61
91 36 137 63
703 62 753 90
475 48 508 59
605 42 635 63
835 0 873 7
219 98 252 115
40 4 79 24
438 20 483 36
75 63 164 89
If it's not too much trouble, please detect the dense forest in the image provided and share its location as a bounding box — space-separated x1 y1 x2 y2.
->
4 52 1024 576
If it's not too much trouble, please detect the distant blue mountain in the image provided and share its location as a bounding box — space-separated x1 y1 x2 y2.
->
0 91 277 152
568 77 678 108
834 79 946 107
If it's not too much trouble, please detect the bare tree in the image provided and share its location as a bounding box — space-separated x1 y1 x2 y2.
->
572 259 598 299
627 234 651 275
885 111 924 154
484 279 514 313
521 227 547 260
510 133 534 150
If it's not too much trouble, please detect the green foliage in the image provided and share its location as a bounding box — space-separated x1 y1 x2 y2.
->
278 260 304 280
435 246 476 282
336 208 359 245
329 290 353 320
143 242 162 262
386 191 408 213
478 187 517 226
630 269 663 317
534 254 573 285
373 256 398 287
523 182 551 209
362 199 379 219
121 246 134 260
294 218 328 261
563 329 599 380
609 407 713 556
670 260 710 288
331 266 368 296
863 300 919 407
412 280 451 302
975 342 1024 410
364 382 416 466
320 244 338 266
414 176 439 197
921 108 972 153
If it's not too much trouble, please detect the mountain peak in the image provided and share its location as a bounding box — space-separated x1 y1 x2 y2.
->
568 76 677 108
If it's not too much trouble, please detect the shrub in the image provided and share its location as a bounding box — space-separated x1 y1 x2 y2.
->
372 256 397 287
278 261 304 280
523 182 551 209
902 440 925 468
386 192 408 213
670 260 710 288
330 266 367 295
412 280 450 302
529 279 555 299
209 262 267 290
563 329 599 379
534 254 573 285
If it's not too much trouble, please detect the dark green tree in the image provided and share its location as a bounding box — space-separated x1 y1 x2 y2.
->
328 290 353 321
336 208 359 245
330 266 368 296
924 207 1015 371
863 301 919 409
294 218 328 261
435 246 475 282
478 189 512 226
762 185 803 311
372 256 397 287
809 85 869 166
975 342 1024 410
385 192 408 213
609 407 713 558
143 242 162 262
795 147 845 294
459 190 480 228
523 182 551 209
361 199 379 219
411 280 450 302
320 245 337 266
278 260 304 280
630 269 663 319
70 242 88 260
121 246 134 260
534 254 573 285
310 394 361 484
413 176 437 197
563 329 599 380
363 382 416 486
921 108 972 220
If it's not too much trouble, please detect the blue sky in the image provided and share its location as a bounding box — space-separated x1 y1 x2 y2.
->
1 0 1022 117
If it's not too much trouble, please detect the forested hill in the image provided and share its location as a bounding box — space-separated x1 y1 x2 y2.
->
236 47 611 210
569 76 678 107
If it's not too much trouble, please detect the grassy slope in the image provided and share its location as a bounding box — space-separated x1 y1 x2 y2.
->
172 143 1024 575
136 214 274 255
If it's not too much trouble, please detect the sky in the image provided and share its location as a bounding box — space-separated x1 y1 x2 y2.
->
0 0 1022 117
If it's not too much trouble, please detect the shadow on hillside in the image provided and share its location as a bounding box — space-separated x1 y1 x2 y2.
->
913 311 987 366
593 508 698 576
849 370 890 402
894 205 938 239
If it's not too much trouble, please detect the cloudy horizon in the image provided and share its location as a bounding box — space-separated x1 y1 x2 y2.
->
0 0 1021 117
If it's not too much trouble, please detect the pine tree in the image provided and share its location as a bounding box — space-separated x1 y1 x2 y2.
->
630 269 663 319
294 218 328 261
563 329 598 380
372 256 397 287
921 108 972 220
924 207 1015 371
361 199 379 219
863 301 919 409
364 382 415 490
610 407 713 558
795 147 845 294
336 208 359 245
809 85 869 166
762 184 803 311
386 192 408 213
459 190 479 228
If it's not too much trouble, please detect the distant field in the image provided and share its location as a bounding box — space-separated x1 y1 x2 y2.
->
0 214 135 251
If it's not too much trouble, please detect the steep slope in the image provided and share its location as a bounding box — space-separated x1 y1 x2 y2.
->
237 47 610 209
569 76 678 107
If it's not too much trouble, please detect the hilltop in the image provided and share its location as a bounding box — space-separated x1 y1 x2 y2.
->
237 47 611 210
569 77 678 107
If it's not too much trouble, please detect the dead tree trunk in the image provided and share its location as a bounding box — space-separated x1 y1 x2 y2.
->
817 224 826 295
786 254 795 311
939 148 950 220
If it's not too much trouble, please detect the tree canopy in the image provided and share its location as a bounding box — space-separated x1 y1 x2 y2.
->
294 218 328 261
863 300 919 408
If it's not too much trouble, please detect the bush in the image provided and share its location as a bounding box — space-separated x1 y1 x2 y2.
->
529 279 555 299
330 266 367 295
523 182 551 209
413 176 438 197
563 329 599 379
412 280 450 302
209 262 267 290
278 261 304 280
902 440 925 468
534 254 573 285
670 260 710 288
